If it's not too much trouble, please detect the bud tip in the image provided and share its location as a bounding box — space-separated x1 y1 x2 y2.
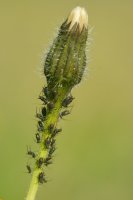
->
67 6 88 32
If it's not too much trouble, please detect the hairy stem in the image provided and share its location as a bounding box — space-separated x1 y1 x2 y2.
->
26 87 69 200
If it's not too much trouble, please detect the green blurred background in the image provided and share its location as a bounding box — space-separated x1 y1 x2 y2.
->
0 0 133 199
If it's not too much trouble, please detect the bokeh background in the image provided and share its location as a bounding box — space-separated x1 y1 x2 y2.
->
0 0 133 200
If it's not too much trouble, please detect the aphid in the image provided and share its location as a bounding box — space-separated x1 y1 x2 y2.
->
60 110 70 118
44 137 51 149
44 156 52 166
49 145 56 155
27 147 36 158
62 95 74 107
50 138 56 146
52 128 62 137
36 109 44 121
38 96 48 104
38 172 47 184
38 121 44 132
41 107 47 117
38 120 44 128
47 102 54 110
48 124 54 133
35 133 41 143
26 165 32 173
43 87 49 98
44 160 52 166
37 157 44 168
36 113 43 120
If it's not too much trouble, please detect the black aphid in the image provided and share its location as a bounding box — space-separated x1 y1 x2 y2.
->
60 110 70 118
48 124 54 133
47 102 54 110
38 121 44 132
26 165 32 173
27 147 36 158
38 172 47 184
49 145 56 155
37 157 44 168
52 128 62 137
44 156 52 166
36 113 41 119
38 96 48 104
41 107 47 117
35 133 41 143
44 137 51 149
62 95 74 107
43 87 49 98
36 112 44 121
50 138 56 146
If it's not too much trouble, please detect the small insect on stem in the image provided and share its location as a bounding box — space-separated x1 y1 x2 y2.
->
27 147 36 158
47 102 55 110
37 157 44 168
36 108 45 121
43 87 49 99
38 121 44 132
54 128 62 134
49 145 56 155
44 137 51 149
35 133 41 143
26 165 32 174
62 95 74 107
60 110 70 118
38 172 47 184
38 96 48 104
36 113 43 121
48 124 54 134
44 156 52 166
51 128 62 137
50 138 56 146
41 107 47 118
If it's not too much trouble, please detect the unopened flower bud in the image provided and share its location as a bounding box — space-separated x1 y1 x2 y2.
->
44 6 88 90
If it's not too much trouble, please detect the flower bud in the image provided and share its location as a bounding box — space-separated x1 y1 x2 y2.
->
44 7 88 90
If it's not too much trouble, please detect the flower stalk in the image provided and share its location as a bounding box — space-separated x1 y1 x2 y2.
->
26 6 89 200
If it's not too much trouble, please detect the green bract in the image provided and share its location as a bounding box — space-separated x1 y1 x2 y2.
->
44 20 88 90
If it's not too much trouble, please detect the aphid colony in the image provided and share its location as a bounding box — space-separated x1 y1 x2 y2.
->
27 86 74 184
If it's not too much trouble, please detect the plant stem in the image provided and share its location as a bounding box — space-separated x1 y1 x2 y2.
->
25 170 39 200
26 87 69 200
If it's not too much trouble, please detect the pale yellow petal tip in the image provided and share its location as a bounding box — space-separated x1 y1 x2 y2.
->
67 6 88 32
